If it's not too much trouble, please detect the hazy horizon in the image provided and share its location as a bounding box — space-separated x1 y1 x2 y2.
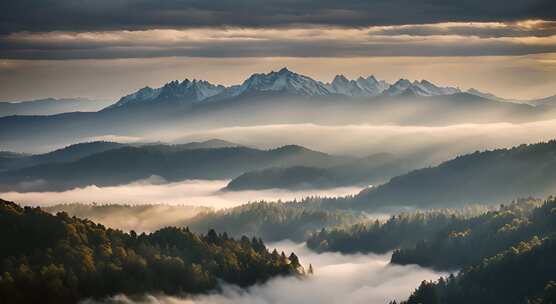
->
2 55 556 102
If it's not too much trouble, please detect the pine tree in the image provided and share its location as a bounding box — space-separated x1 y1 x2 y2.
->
288 253 300 267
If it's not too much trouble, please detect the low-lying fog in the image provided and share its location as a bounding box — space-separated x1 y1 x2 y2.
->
1 178 364 209
8 120 556 166
170 120 556 162
83 241 447 304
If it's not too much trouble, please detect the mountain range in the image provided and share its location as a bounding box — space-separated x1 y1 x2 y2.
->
3 68 554 117
1 68 556 153
104 67 465 110
100 68 554 110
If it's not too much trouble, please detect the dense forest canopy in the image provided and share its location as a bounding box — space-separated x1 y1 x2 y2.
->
186 201 366 242
0 199 304 304
396 236 556 304
44 203 211 233
309 197 556 303
46 201 367 242
307 204 492 254
390 198 556 269
309 198 556 268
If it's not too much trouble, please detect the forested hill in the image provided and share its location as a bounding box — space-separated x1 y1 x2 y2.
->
310 198 556 303
389 198 556 269
0 141 125 171
186 201 366 242
0 199 303 304
224 153 415 191
309 198 556 269
350 140 556 210
397 236 556 304
0 144 346 192
44 201 366 242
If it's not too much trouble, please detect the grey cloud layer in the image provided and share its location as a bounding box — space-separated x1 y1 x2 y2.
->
1 0 555 34
2 24 556 59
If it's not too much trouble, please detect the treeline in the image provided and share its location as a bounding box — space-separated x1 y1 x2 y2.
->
45 203 210 233
391 198 556 269
396 236 556 304
187 201 366 242
306 205 490 254
348 140 556 210
0 199 303 304
46 201 366 242
309 197 556 303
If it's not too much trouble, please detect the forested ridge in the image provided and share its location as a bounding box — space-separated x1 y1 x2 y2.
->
187 201 365 242
309 198 556 269
45 201 365 242
306 204 491 254
0 144 344 192
391 198 556 269
396 236 556 304
224 152 416 191
308 197 556 303
0 199 303 304
347 140 556 210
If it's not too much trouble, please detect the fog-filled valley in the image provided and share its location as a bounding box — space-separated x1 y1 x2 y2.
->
83 241 447 304
2 178 363 210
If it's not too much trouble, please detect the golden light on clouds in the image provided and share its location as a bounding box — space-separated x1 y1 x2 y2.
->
1 20 555 101
2 53 556 101
5 19 556 46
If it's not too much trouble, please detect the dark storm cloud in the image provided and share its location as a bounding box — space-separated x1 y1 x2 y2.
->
0 0 555 34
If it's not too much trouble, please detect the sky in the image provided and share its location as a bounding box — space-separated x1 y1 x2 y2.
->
0 0 555 101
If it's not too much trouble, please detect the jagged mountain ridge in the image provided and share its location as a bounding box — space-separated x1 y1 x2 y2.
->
104 68 464 110
107 79 226 109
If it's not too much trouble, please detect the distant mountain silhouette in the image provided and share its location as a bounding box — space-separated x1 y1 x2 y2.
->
0 98 109 117
0 141 125 171
225 153 417 191
0 143 347 192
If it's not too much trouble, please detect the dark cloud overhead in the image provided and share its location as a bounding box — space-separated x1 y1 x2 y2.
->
0 0 555 34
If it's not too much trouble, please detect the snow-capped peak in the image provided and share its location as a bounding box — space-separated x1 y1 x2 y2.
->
105 69 466 110
384 78 460 97
107 78 225 109
327 75 365 97
227 67 331 97
327 74 389 97
384 79 412 96
412 80 460 96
